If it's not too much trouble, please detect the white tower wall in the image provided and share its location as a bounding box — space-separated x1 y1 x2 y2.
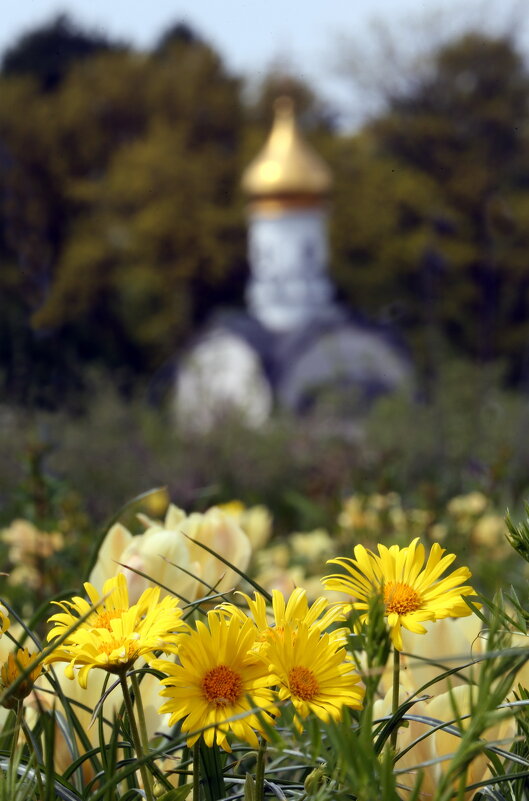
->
246 207 338 331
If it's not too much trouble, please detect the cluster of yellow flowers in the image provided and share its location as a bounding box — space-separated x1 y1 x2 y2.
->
325 537 475 650
40 575 364 753
251 491 499 602
338 492 433 541
26 537 472 757
0 500 519 801
443 491 509 558
0 534 474 738
338 490 510 560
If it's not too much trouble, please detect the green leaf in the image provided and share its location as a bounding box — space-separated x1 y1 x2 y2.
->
244 773 256 801
199 740 226 801
157 785 194 801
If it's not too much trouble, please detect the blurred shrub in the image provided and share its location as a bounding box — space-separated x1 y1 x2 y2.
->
364 358 529 505
1 359 528 530
0 373 360 532
1 358 528 606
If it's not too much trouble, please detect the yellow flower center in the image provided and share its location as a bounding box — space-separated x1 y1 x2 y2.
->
97 638 140 669
202 665 243 707
383 581 422 615
91 609 125 630
288 666 320 701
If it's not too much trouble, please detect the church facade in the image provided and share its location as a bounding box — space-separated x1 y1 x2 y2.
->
176 98 411 430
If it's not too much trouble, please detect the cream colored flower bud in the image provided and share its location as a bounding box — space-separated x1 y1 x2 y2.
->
374 683 514 801
290 529 333 561
118 525 197 603
472 514 506 550
447 491 488 518
182 507 251 599
337 496 365 530
136 503 187 532
90 502 251 605
240 505 272 549
218 501 272 550
89 506 198 603
88 522 134 595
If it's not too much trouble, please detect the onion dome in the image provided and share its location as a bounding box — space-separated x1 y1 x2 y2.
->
241 97 332 201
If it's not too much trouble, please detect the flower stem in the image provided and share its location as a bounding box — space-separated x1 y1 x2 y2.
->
20 712 45 801
255 737 267 801
390 647 400 750
193 741 200 801
9 701 24 783
119 672 155 801
130 672 150 757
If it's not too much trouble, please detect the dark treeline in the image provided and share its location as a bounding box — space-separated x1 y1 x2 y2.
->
2 15 529 407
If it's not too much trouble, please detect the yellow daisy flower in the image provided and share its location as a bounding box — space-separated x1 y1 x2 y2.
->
222 587 346 645
47 573 158 642
323 538 475 651
155 611 277 752
0 648 43 708
265 622 364 728
46 576 186 688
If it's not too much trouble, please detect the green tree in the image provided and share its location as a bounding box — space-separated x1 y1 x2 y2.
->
369 33 529 371
0 20 246 402
1 13 120 91
328 31 529 379
31 34 246 378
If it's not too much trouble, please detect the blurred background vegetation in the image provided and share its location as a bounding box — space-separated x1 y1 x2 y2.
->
2 12 529 597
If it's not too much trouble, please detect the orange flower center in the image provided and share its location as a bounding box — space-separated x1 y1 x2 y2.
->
91 609 125 630
202 665 243 707
288 666 320 701
383 582 422 615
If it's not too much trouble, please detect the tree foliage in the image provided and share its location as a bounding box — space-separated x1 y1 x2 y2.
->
0 21 246 402
1 16 529 405
1 13 120 91
329 32 529 378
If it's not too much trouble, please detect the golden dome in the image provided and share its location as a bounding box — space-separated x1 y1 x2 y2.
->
241 97 332 199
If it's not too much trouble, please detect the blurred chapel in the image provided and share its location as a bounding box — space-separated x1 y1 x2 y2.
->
176 97 411 430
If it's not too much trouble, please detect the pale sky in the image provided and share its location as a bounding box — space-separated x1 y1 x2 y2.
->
1 0 526 125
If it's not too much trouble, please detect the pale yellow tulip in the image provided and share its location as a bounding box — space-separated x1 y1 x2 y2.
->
240 505 272 549
30 668 117 778
218 501 273 550
90 504 195 602
290 529 333 562
376 684 514 800
89 522 134 596
374 687 431 797
398 616 484 697
361 615 484 702
182 507 251 599
504 631 529 693
447 492 489 518
118 527 197 603
89 503 251 603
